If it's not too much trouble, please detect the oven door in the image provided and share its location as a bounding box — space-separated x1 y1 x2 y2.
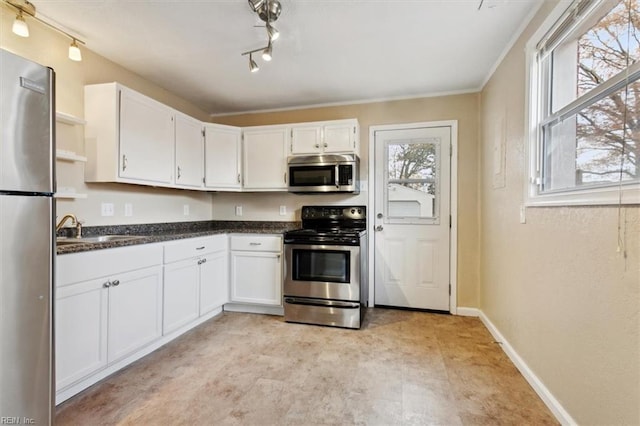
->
284 243 360 301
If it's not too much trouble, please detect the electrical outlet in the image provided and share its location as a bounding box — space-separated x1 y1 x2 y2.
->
279 205 286 216
183 204 190 216
101 203 114 217
235 205 243 216
124 203 133 217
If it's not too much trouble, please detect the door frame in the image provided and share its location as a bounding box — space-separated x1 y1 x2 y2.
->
368 120 458 314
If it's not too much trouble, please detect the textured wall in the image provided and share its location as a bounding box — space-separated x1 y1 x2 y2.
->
479 1 640 424
0 5 213 226
213 94 481 308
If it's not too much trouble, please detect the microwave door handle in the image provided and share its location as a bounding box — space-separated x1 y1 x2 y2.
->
335 165 340 189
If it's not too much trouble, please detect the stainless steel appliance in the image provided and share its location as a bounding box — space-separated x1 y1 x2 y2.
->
283 206 367 329
287 154 359 193
0 49 55 424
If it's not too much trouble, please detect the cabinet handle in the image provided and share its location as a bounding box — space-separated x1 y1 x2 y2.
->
196 246 205 250
237 173 241 183
177 166 181 179
197 259 202 265
284 172 287 183
315 143 320 148
201 258 207 264
276 254 281 261
122 155 127 171
111 279 120 286
324 143 328 148
249 242 262 246
103 281 111 288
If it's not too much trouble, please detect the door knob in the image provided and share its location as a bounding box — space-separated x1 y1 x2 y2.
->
375 225 383 231
377 213 383 219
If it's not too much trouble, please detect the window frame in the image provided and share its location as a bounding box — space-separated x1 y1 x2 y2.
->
525 0 640 206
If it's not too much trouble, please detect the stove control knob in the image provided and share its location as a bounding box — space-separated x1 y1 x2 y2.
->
351 209 355 214
357 209 362 214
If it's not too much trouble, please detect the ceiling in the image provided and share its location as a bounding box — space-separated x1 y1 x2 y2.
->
35 0 541 116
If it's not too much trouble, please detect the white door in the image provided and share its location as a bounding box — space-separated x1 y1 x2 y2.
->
373 126 451 310
242 126 289 190
204 124 242 190
163 259 200 334
230 251 282 305
199 250 229 315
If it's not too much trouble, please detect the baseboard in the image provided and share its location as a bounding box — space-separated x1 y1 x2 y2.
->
455 307 480 317
477 310 577 426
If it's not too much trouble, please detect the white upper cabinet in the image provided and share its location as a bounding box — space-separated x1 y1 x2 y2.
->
174 112 204 189
204 124 242 190
242 125 289 191
289 119 359 156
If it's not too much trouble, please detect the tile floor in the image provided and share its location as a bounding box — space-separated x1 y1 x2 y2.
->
56 309 558 425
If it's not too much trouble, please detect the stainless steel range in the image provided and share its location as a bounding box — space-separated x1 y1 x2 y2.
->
283 205 367 329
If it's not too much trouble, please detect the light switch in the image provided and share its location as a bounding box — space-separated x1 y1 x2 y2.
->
279 205 286 216
235 205 243 216
183 204 190 216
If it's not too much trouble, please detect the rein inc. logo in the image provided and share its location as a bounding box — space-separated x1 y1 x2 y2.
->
0 418 35 425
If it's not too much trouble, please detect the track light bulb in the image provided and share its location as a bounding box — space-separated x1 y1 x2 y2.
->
12 11 29 38
267 23 279 42
262 44 272 61
248 0 265 12
249 54 259 72
69 39 82 61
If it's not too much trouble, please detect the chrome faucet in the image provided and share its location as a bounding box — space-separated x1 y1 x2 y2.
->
56 214 83 238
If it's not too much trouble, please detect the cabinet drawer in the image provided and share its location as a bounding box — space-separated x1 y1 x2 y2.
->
230 235 281 252
164 235 227 263
57 243 163 287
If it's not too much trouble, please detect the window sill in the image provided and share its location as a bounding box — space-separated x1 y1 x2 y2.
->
525 183 640 207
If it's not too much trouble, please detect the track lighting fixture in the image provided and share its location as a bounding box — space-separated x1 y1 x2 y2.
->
4 0 86 61
266 23 279 42
249 53 259 72
241 0 282 72
262 43 272 61
68 39 82 61
12 10 29 37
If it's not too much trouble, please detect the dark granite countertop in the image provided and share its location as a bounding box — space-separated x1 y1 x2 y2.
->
56 220 300 255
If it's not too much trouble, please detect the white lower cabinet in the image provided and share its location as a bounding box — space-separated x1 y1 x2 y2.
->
230 235 282 306
162 235 228 335
56 277 109 391
107 266 163 362
56 244 163 401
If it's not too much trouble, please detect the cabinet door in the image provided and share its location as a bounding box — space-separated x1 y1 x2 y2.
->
242 126 289 190
204 125 242 190
323 122 356 153
119 88 174 184
56 278 108 391
108 266 163 363
163 259 200 334
175 112 204 188
199 250 229 315
291 125 322 155
230 251 282 305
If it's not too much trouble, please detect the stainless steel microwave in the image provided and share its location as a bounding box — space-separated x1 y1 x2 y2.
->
288 154 359 193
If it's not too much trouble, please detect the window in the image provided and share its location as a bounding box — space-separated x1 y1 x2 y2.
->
527 0 639 205
385 139 439 222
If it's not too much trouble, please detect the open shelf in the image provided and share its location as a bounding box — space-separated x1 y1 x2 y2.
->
56 112 87 126
56 149 87 162
55 192 88 199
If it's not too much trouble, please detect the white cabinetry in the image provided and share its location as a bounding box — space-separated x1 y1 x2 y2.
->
290 119 359 155
230 235 282 306
242 126 289 191
163 235 228 334
204 124 242 190
56 244 163 401
118 86 174 184
175 112 204 189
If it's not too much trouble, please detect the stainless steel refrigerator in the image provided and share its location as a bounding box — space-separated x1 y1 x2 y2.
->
0 48 55 424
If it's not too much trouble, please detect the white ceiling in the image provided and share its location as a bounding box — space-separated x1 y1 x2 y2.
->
35 0 541 116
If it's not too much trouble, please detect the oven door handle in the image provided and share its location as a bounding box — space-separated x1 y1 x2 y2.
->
284 297 360 309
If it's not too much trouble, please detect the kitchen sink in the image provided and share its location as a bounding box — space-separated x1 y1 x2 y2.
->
56 235 145 246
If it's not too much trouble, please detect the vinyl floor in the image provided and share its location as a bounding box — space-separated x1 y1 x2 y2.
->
56 308 558 425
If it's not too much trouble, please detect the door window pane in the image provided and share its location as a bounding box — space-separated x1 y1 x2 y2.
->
385 140 438 220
